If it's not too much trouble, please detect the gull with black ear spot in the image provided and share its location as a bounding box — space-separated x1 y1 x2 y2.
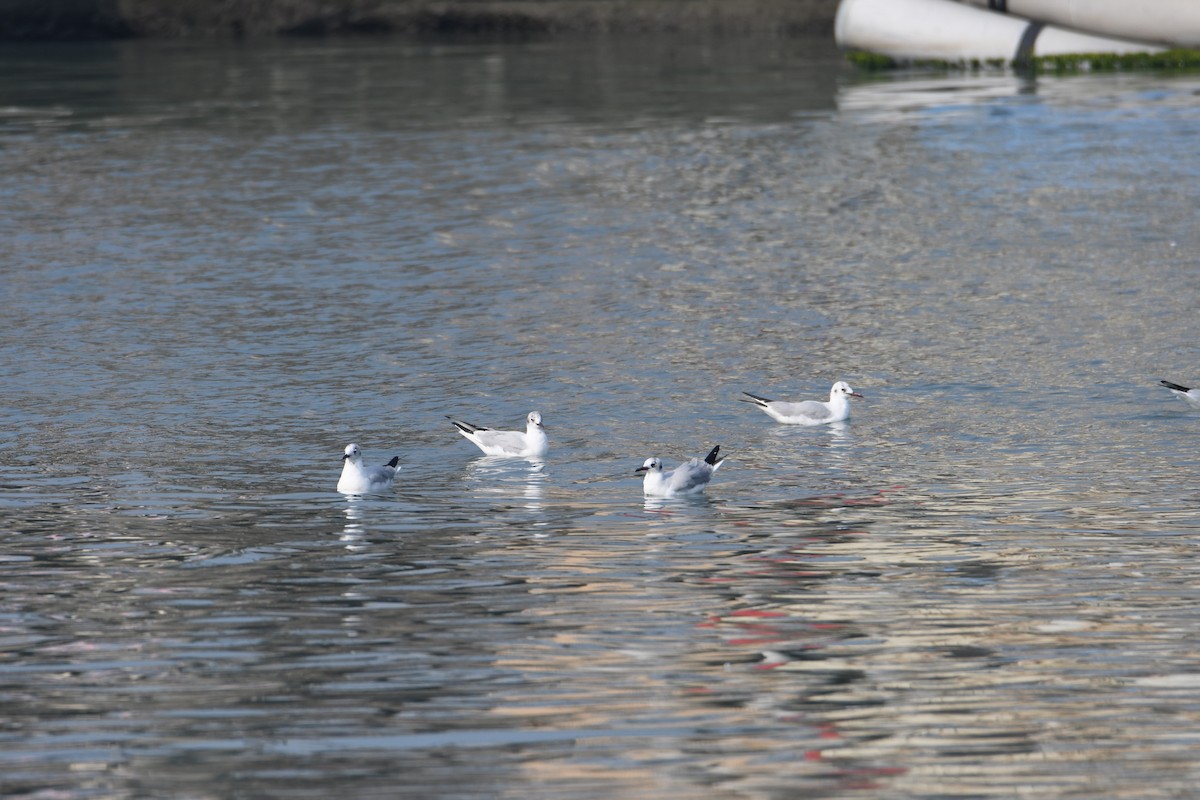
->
636 445 724 497
337 443 400 494
740 381 863 425
447 410 549 458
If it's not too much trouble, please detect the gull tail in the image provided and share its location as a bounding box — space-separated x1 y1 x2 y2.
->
704 445 724 470
1161 380 1192 393
447 416 488 435
739 392 771 408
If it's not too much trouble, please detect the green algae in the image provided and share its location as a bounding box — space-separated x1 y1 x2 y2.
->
844 50 899 70
1031 48 1200 72
847 46 1200 73
845 50 1009 71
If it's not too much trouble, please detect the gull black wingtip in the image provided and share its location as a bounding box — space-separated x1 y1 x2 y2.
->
1161 380 1192 393
447 417 482 434
740 392 771 406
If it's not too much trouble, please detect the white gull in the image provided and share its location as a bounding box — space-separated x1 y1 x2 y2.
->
740 381 863 425
448 411 549 458
337 443 399 494
636 445 724 497
1161 379 1200 407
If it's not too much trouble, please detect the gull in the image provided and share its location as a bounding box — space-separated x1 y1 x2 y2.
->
740 381 863 425
337 443 399 494
636 445 724 497
447 411 548 458
1160 380 1200 407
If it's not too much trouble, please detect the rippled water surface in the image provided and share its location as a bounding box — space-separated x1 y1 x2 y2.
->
4 35 1200 799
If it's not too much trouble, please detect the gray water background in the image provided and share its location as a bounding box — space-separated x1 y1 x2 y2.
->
3 34 1200 799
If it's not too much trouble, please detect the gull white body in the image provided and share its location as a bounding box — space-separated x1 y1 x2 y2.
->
337 443 399 494
1161 379 1200 407
448 411 548 458
637 445 724 498
740 381 863 425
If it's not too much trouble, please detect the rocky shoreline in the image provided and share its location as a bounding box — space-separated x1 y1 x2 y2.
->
0 0 840 39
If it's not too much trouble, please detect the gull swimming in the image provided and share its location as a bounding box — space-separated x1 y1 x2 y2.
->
448 411 548 458
740 381 863 425
337 443 400 494
1160 380 1200 406
636 445 724 497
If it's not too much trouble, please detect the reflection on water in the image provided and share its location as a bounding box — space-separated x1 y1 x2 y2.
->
340 498 370 549
463 456 547 515
839 69 1200 120
641 492 719 514
4 33 1200 800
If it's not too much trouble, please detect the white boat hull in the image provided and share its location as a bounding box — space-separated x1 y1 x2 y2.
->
961 0 1200 47
836 0 1163 63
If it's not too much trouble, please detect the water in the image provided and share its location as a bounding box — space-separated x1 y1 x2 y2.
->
3 34 1200 799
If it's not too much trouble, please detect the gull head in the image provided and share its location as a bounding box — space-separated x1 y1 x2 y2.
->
527 411 546 429
832 381 863 400
342 443 363 463
636 457 663 474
